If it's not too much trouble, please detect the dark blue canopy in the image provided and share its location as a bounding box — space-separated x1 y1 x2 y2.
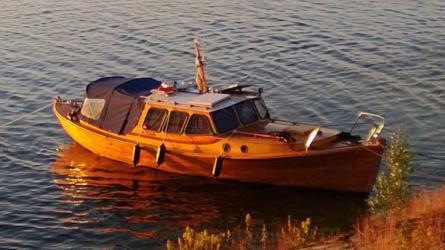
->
80 76 161 134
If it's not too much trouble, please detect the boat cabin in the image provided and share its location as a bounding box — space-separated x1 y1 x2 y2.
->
142 87 270 136
78 76 271 137
75 39 332 147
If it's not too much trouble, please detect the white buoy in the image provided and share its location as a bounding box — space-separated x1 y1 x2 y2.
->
305 127 320 152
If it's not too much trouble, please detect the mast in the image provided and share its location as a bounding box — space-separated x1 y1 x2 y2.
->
193 39 208 93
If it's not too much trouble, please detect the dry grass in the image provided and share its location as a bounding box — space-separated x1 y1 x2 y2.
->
277 217 318 249
353 185 445 250
166 214 319 250
166 186 445 250
166 132 445 249
166 226 232 250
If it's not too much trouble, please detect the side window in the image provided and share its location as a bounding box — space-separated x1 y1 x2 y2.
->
185 114 213 135
143 108 167 131
166 111 188 134
80 98 105 120
253 99 270 119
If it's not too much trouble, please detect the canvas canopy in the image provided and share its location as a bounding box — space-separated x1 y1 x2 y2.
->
80 76 161 134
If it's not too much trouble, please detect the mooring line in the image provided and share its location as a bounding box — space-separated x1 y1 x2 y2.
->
0 102 52 128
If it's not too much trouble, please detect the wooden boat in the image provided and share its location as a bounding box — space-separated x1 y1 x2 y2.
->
54 39 385 193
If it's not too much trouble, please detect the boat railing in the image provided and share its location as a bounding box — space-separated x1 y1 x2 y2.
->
70 99 83 105
141 95 212 111
232 130 293 142
270 118 319 127
350 112 385 142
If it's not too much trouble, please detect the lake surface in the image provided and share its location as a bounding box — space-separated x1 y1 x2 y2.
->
1 0 444 248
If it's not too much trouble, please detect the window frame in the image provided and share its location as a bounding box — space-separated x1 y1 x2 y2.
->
80 98 106 120
143 107 168 132
165 110 189 134
185 114 214 135
234 100 260 125
210 106 241 134
252 98 270 120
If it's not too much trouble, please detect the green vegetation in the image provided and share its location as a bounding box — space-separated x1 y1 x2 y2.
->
166 226 231 250
367 130 414 214
166 131 445 249
277 217 317 249
355 186 445 249
356 132 445 249
166 214 318 250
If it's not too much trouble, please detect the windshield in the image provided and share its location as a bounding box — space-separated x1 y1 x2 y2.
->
235 100 258 124
253 99 270 119
211 107 240 134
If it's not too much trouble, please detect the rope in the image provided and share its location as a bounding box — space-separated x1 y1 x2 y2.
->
323 122 367 127
359 144 385 158
342 142 444 161
0 102 52 128
338 141 384 158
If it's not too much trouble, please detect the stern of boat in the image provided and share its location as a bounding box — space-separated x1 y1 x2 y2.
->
53 97 82 123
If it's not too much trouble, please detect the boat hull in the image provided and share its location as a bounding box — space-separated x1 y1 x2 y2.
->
54 103 383 193
165 147 382 193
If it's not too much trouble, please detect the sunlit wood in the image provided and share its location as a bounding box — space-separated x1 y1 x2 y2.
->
194 39 208 93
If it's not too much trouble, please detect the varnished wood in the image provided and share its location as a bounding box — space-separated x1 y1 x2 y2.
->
54 101 383 193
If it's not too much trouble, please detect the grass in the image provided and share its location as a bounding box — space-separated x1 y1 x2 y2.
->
166 214 318 250
167 186 445 249
353 185 445 249
277 217 317 249
166 226 232 250
166 131 445 249
351 130 444 249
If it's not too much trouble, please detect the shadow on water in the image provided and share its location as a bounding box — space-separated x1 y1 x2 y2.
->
51 143 368 245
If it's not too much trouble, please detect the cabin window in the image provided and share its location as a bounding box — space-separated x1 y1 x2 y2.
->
235 100 258 124
253 99 270 119
185 114 213 135
143 108 167 131
80 98 105 120
166 111 188 134
211 107 240 134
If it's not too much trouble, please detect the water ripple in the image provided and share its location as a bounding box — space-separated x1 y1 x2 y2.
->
1 0 444 248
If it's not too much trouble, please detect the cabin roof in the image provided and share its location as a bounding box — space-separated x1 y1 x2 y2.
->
85 76 161 99
80 76 161 134
144 89 255 112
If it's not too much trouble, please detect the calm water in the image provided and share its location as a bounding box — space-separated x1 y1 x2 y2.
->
1 0 444 248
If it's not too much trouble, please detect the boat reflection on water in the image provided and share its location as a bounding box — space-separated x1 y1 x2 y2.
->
52 143 369 244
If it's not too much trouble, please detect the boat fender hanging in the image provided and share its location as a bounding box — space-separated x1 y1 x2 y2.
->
212 156 223 178
305 127 320 152
156 143 166 166
132 144 140 166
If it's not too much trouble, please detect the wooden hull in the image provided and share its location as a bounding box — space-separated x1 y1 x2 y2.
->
54 103 383 193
